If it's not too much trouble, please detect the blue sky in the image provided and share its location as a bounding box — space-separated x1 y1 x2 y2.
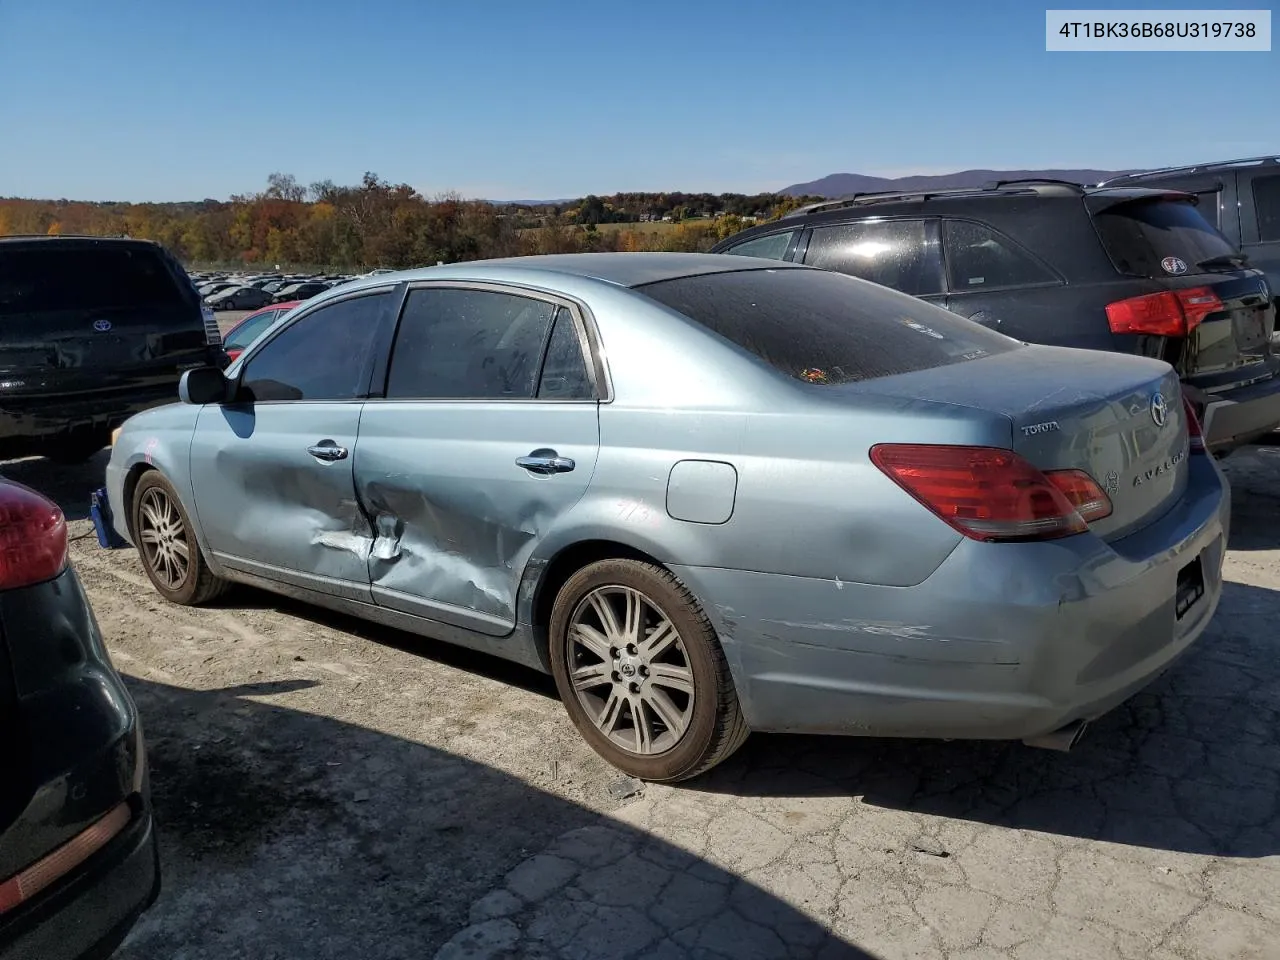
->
0 0 1275 201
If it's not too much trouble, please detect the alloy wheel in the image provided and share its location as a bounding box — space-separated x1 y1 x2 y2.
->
137 486 190 590
566 585 696 755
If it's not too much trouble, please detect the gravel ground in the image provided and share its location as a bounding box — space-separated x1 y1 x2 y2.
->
4 438 1279 960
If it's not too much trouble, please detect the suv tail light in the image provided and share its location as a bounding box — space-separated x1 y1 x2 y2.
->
869 444 1111 542
1106 287 1223 337
0 481 68 589
1182 392 1206 454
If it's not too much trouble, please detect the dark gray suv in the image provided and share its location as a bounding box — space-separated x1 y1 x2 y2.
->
711 179 1280 455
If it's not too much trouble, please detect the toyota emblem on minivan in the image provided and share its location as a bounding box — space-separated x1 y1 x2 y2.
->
1160 257 1188 276
92 319 113 332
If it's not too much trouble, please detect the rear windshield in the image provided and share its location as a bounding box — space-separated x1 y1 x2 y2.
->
0 244 188 317
1090 198 1237 278
635 267 1021 386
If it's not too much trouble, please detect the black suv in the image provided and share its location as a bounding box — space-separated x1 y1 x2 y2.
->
711 180 1280 455
0 237 225 463
0 479 159 960
1099 156 1280 311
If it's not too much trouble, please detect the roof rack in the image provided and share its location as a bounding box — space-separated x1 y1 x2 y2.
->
779 180 1084 219
1098 156 1280 185
980 178 1086 193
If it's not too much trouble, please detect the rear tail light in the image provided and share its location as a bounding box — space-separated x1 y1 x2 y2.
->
1182 392 1206 454
0 481 68 589
1045 469 1113 522
1106 287 1223 337
0 802 131 916
869 444 1110 542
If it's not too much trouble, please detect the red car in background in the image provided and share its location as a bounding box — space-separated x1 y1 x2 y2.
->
220 301 301 361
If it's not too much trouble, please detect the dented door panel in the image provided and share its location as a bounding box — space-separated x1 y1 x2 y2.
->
353 402 601 635
189 402 372 600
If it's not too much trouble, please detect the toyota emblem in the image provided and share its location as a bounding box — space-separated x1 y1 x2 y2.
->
1150 392 1168 427
92 319 113 332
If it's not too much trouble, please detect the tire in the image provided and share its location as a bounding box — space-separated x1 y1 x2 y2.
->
549 559 749 782
131 472 229 605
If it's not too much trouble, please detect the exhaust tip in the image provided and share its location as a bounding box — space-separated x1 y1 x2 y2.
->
1022 719 1088 753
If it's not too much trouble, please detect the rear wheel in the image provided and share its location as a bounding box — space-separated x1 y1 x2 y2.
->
549 559 749 782
131 472 228 605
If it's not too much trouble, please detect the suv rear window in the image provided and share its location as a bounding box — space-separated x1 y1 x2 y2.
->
0 244 187 317
1090 198 1237 278
636 267 1020 386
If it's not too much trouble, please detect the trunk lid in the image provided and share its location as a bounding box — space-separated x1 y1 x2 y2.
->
857 346 1191 540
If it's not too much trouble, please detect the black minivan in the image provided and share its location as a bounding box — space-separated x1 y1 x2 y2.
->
0 236 225 463
712 181 1280 455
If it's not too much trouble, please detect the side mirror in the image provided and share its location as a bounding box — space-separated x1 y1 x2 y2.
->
179 367 229 405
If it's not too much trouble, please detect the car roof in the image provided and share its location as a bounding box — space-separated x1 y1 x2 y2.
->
1099 155 1280 185
323 252 806 298
0 235 164 250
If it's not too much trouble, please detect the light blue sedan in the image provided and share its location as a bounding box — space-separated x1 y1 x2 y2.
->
105 253 1229 781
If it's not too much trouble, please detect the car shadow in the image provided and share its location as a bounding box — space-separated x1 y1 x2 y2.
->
1219 446 1280 550
119 676 877 960
691 577 1280 859
0 448 110 522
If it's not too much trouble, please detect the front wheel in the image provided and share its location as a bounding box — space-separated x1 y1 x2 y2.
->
131 472 229 605
549 559 749 782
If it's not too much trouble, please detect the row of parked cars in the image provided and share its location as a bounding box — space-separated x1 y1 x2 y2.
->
191 268 395 312
0 155 1276 960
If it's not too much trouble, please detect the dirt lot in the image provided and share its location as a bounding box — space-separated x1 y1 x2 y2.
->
4 438 1279 959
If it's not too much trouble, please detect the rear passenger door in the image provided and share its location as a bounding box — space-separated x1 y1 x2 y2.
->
939 219 1065 340
798 218 946 305
354 284 602 636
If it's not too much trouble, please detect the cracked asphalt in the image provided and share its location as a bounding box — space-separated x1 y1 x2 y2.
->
4 442 1278 960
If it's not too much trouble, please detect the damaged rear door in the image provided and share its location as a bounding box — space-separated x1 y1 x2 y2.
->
354 283 602 635
190 288 397 599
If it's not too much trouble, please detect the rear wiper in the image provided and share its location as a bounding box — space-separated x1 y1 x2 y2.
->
1197 253 1250 270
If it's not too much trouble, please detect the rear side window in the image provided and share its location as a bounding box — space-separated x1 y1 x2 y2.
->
387 287 558 400
1254 175 1280 242
1090 199 1237 278
537 307 595 399
636 268 1019 386
224 311 278 350
722 232 794 261
0 245 187 316
943 220 1058 291
803 220 942 296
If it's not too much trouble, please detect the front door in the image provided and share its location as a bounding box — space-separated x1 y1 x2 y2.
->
354 284 602 635
190 288 397 600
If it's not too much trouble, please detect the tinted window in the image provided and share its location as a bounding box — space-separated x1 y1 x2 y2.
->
1195 191 1222 228
803 220 942 296
537 307 594 399
943 220 1058 291
637 268 1019 386
0 245 187 316
224 311 277 350
387 288 557 400
1255 175 1280 242
1090 199 1237 278
241 293 389 402
723 232 794 261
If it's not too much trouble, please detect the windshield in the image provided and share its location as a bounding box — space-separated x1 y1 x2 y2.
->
636 267 1021 386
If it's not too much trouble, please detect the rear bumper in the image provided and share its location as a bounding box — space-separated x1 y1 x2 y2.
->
671 454 1229 740
1196 372 1280 453
0 383 177 453
0 805 159 960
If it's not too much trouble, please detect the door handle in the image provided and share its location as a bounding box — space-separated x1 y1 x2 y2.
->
307 441 349 462
516 449 575 475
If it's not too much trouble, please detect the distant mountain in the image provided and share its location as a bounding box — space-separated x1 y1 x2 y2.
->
781 168 1140 198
